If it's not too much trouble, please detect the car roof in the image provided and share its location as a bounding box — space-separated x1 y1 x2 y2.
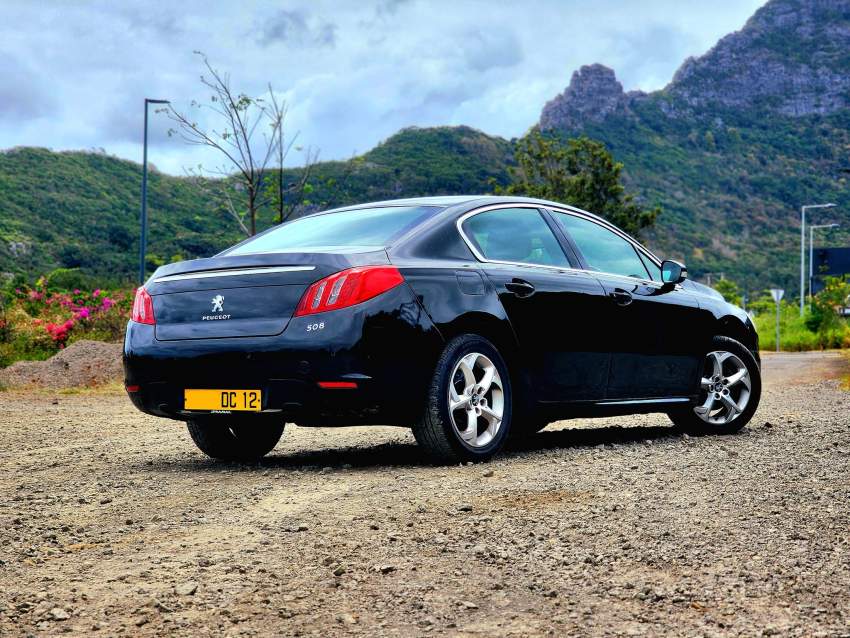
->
325 195 607 223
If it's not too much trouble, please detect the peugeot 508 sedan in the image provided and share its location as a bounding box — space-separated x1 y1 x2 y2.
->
124 196 761 463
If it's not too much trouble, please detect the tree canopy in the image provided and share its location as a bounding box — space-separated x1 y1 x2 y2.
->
497 131 660 237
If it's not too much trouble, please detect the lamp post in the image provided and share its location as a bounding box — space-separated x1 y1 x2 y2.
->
800 203 836 315
140 98 170 285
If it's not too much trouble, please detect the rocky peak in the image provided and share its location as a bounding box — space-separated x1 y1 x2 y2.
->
539 0 850 131
667 0 850 116
539 64 630 131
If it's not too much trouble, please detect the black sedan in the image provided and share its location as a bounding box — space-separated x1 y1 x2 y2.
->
124 196 761 463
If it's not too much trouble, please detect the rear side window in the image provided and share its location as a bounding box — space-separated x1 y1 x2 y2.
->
462 208 568 267
225 206 439 255
552 212 649 279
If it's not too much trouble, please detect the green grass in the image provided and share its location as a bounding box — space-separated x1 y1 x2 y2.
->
753 303 850 351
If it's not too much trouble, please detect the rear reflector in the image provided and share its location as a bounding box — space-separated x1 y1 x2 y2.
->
317 381 358 389
294 266 404 317
125 384 140 393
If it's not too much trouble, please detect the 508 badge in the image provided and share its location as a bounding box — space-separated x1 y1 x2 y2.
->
306 322 325 332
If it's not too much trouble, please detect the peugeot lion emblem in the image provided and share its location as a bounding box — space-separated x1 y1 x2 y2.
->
201 295 230 321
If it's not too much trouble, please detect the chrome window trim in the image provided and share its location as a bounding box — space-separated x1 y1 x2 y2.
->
456 203 666 287
154 265 315 283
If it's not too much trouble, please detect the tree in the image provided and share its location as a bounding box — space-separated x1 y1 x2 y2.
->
165 52 315 236
713 278 742 306
496 130 660 237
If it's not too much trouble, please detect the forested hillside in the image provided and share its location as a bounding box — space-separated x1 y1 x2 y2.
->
0 127 512 284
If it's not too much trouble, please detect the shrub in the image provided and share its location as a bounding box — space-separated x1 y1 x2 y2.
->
0 276 133 367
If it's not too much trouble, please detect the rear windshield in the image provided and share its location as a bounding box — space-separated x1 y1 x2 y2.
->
224 205 440 256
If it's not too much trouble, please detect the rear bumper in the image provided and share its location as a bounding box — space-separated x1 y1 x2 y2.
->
123 285 444 425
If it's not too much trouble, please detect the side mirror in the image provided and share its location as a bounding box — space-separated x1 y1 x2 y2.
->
661 260 687 285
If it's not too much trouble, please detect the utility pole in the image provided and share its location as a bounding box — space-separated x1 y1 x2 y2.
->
140 98 170 285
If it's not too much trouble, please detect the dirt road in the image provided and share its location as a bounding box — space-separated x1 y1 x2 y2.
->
1 353 848 636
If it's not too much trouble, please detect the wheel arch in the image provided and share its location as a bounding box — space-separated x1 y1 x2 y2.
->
437 312 520 365
435 311 529 396
715 314 760 362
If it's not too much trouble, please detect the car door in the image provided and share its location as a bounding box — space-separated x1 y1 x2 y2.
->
549 210 703 399
459 206 610 401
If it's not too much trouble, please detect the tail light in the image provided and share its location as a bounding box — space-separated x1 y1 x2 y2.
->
294 266 404 317
131 287 156 325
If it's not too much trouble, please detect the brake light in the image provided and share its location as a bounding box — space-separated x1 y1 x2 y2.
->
317 381 358 389
294 266 404 316
131 287 156 325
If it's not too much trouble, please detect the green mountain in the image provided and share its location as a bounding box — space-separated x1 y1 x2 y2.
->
1 0 848 298
0 147 234 281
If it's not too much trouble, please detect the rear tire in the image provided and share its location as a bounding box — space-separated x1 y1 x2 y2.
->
413 334 512 464
186 419 284 461
668 336 761 435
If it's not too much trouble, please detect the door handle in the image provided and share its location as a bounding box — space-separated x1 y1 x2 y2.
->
505 279 536 297
609 289 633 306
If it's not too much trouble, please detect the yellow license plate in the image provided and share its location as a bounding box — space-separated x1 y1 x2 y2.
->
184 389 262 412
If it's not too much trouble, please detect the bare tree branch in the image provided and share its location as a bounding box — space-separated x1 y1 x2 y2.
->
167 53 318 237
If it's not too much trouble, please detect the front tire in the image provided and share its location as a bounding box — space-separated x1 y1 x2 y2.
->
668 336 761 435
186 419 285 461
413 334 512 463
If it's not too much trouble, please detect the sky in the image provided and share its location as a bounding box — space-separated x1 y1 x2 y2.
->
0 0 767 175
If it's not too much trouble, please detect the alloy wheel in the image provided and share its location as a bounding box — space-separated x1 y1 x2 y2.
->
693 350 752 425
448 352 504 448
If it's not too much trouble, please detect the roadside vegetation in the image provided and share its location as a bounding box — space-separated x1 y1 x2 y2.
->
0 269 131 367
713 276 850 351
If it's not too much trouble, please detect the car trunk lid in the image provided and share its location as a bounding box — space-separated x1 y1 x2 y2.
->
147 250 389 341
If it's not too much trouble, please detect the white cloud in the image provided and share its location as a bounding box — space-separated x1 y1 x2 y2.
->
0 0 767 174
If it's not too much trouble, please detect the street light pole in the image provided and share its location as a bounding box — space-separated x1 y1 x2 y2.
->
809 223 840 299
139 98 170 285
800 203 836 315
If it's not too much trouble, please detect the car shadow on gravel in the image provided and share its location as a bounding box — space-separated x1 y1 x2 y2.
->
130 423 682 473
508 423 681 454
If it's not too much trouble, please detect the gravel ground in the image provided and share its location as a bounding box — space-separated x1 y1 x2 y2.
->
0 352 848 637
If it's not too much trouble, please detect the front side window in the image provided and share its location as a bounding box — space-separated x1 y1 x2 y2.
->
552 212 649 279
225 206 439 255
462 208 569 267
638 251 662 282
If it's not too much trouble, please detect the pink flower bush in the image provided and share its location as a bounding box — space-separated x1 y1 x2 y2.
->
11 279 133 350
